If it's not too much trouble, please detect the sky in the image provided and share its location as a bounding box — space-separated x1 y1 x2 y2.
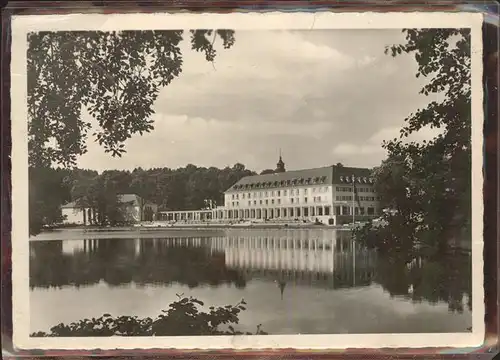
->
77 29 440 173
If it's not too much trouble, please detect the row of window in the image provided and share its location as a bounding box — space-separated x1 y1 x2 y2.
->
231 187 330 200
336 196 380 201
231 195 381 207
232 176 376 191
336 186 373 193
226 206 378 217
232 176 329 191
230 196 326 207
237 206 334 217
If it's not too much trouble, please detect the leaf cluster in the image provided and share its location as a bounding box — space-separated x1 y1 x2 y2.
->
31 296 267 337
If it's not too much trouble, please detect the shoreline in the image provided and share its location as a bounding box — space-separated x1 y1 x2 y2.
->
30 224 353 241
32 225 472 254
44 223 353 232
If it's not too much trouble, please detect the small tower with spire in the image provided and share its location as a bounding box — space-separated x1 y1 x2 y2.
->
275 149 286 173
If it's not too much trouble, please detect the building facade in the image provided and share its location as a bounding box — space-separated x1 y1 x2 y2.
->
156 157 381 225
217 157 381 225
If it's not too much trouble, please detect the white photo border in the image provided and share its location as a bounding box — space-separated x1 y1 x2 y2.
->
10 11 485 350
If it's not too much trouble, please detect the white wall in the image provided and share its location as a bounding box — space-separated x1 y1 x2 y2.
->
225 185 333 210
61 207 84 225
61 205 142 225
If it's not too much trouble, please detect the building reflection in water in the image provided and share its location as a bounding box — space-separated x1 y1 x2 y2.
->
62 239 86 254
209 229 377 291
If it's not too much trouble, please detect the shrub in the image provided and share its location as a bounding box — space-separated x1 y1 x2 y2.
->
31 296 267 337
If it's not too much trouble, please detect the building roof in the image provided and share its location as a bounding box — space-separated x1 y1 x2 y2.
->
226 165 373 192
61 194 143 209
332 165 373 184
61 201 77 209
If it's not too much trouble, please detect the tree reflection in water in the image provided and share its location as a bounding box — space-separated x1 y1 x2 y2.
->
375 252 472 313
30 238 247 290
29 232 472 336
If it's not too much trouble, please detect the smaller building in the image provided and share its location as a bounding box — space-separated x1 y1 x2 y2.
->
61 202 86 225
61 194 158 225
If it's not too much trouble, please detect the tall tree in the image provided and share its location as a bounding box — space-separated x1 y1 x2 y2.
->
29 167 72 234
358 29 472 256
70 172 129 226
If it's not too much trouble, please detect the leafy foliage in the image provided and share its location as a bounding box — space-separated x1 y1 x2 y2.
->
31 296 266 337
28 30 235 167
29 167 98 235
70 171 134 226
355 29 472 257
29 167 71 233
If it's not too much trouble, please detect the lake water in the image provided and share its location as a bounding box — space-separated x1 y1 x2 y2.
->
29 228 472 335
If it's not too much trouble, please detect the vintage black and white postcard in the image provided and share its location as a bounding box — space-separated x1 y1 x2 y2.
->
11 11 484 350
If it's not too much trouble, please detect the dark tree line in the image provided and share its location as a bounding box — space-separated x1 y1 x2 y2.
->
29 163 256 235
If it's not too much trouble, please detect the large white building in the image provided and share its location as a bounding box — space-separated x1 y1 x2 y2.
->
215 156 381 225
157 156 381 225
